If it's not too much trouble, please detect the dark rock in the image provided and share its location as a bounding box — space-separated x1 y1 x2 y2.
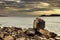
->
0 37 3 40
24 28 35 37
33 17 45 30
34 29 42 36
50 32 57 38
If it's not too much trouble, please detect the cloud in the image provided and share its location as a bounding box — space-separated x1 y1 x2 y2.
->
22 0 60 8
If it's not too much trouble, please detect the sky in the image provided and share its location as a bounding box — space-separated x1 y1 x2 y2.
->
0 0 60 16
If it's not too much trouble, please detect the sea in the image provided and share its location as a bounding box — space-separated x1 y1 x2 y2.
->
0 17 60 36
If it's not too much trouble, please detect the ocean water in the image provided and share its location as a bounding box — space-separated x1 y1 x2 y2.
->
0 17 60 36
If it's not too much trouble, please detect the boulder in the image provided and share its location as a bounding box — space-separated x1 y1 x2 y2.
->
37 29 50 38
33 17 45 30
37 29 57 39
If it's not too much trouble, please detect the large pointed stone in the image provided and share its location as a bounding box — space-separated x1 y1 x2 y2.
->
33 17 45 30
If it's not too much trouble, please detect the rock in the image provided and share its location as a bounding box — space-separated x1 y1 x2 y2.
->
33 17 45 30
50 32 57 38
16 37 25 40
38 29 50 38
49 38 55 40
37 29 57 39
0 33 4 38
3 35 14 40
24 28 35 37
55 36 60 40
0 37 3 40
33 18 58 39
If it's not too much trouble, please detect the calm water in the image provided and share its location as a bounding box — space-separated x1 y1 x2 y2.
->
0 17 60 36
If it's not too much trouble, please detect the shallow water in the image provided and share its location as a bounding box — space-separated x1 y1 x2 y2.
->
0 17 60 36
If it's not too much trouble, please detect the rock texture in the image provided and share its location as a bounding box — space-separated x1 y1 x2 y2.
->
33 17 45 29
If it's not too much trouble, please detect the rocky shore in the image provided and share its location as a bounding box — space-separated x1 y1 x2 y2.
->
0 18 60 40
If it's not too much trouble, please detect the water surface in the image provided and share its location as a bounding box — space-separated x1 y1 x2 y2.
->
0 17 60 36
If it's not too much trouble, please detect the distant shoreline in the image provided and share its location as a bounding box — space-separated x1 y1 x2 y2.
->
40 16 60 17
0 16 60 17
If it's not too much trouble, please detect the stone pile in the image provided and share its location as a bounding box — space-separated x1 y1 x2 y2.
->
0 18 60 40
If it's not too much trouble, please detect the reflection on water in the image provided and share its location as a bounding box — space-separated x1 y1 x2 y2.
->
0 17 60 36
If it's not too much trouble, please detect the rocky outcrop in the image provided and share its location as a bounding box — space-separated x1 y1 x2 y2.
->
0 27 59 40
33 17 59 39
